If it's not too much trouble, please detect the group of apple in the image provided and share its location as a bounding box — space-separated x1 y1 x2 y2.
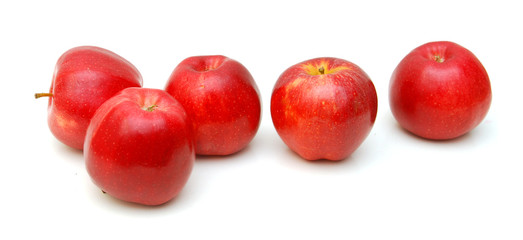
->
36 41 492 206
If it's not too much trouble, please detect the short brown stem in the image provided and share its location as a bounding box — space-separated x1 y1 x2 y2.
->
35 93 53 99
146 105 158 112
433 55 445 63
318 66 325 74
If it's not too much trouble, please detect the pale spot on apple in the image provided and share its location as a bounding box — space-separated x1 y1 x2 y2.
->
282 78 305 119
55 113 78 130
282 95 296 120
319 99 339 114
331 102 338 113
286 77 305 91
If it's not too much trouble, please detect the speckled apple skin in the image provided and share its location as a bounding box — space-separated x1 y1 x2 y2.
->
84 88 194 206
165 55 261 156
271 57 378 161
389 41 492 140
46 46 142 149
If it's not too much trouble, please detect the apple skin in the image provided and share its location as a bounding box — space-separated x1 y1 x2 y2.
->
389 41 492 140
41 46 143 149
84 88 194 206
165 55 261 156
271 57 378 161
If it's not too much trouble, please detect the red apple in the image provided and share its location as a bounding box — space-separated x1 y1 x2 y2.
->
35 46 143 149
84 88 194 206
389 41 492 140
165 55 261 156
271 57 378 161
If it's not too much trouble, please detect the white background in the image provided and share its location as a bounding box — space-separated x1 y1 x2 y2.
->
2 0 522 239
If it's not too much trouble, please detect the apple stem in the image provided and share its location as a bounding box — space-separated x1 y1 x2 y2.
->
433 55 445 63
146 105 158 112
35 93 53 99
318 66 325 75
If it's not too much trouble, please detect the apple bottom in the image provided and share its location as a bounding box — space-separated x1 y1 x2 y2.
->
277 115 372 161
194 115 259 155
392 102 490 140
87 156 193 206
